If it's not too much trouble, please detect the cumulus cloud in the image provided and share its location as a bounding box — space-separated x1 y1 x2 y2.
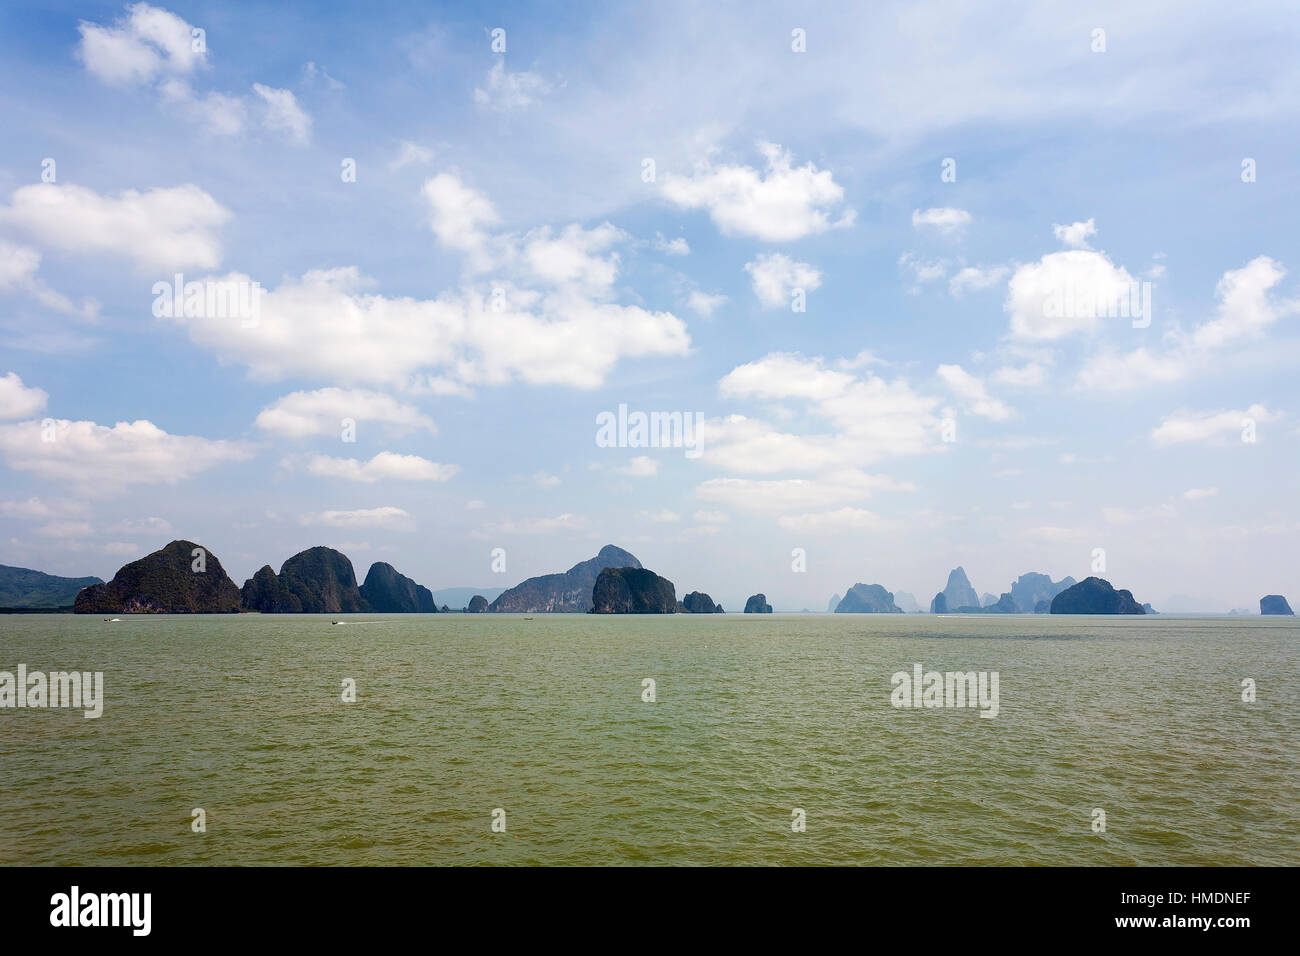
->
1052 218 1097 249
912 207 971 235
744 253 822 309
254 388 437 438
0 183 230 272
715 353 942 467
307 452 458 483
0 418 253 495
660 142 854 241
1005 247 1140 341
163 265 688 390
1077 256 1296 391
0 372 49 420
77 2 204 85
167 176 689 391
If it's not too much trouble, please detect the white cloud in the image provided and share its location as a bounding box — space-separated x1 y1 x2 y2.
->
0 240 101 318
0 183 230 272
299 506 413 530
713 353 943 471
421 173 501 266
653 233 690 256
949 265 1009 296
776 507 895 534
898 252 948 288
696 469 911 513
0 418 252 495
936 364 1012 420
164 267 688 390
692 510 728 524
1052 218 1097 249
533 470 561 489
660 142 854 241
77 3 204 86
473 59 552 111
252 84 312 144
1150 404 1277 446
1005 247 1140 341
991 361 1048 387
307 452 458 483
0 372 49 420
744 253 822 309
1077 256 1296 391
618 456 659 477
254 388 437 438
158 80 246 136
643 509 680 523
912 207 971 235
482 513 586 535
1183 487 1219 500
686 290 727 317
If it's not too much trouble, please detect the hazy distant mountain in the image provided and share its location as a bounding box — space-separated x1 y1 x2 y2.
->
892 590 921 613
827 593 841 612
75 540 241 613
834 583 902 613
1010 572 1076 614
490 544 641 612
931 567 978 613
1050 577 1145 614
0 564 102 608
430 587 505 608
980 592 997 607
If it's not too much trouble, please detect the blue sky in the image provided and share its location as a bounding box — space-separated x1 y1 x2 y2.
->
1 1 1297 612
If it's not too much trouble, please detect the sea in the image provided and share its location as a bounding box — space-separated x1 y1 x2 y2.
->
1 612 1295 866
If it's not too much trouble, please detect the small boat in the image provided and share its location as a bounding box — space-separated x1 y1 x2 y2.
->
104 618 121 623
331 620 346 626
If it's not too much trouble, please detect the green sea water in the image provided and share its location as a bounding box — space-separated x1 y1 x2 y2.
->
1 613 1296 866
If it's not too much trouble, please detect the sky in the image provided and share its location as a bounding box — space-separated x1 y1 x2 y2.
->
0 0 1297 613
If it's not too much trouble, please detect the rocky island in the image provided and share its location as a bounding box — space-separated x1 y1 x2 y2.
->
590 566 677 613
1050 577 1146 614
489 544 641 613
74 540 241 613
744 593 773 613
834 583 903 613
1260 594 1294 615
